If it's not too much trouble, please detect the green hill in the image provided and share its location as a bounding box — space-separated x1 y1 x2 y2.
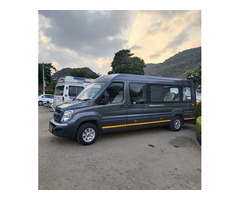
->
52 67 99 81
145 47 201 78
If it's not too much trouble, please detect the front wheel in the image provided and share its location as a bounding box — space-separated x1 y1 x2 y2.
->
170 116 182 131
76 123 98 145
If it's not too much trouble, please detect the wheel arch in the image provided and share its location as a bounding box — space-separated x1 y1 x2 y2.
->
171 108 184 125
173 113 184 125
74 117 102 138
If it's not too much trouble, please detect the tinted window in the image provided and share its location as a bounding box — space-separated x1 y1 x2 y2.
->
104 82 124 104
150 85 179 102
183 87 192 101
46 95 53 99
129 83 147 104
69 86 84 96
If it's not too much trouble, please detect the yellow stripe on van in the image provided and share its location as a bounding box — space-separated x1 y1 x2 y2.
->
126 120 171 127
102 119 171 129
101 124 127 129
184 117 196 120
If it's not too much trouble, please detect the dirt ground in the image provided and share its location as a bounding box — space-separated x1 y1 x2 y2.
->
39 106 201 190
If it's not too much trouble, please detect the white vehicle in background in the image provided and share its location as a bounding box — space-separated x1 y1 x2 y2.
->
38 94 54 106
44 98 53 108
53 76 93 109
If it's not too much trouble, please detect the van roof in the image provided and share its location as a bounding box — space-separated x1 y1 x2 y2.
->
57 76 93 83
95 74 191 84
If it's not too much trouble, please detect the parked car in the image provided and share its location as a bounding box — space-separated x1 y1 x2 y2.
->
44 98 53 107
38 94 54 106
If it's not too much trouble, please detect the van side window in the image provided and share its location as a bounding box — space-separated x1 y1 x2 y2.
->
129 83 147 104
183 87 192 101
150 85 179 102
104 82 124 104
69 86 84 96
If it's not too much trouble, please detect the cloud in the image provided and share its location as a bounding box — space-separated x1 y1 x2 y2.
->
164 31 189 51
162 11 201 52
130 45 142 50
146 10 201 36
149 50 167 59
148 21 163 35
38 10 201 74
39 10 131 58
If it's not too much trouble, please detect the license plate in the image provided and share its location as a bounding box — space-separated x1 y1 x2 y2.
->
49 126 53 133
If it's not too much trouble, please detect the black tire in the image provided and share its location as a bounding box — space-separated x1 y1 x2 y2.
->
38 101 43 106
76 123 98 145
170 116 182 132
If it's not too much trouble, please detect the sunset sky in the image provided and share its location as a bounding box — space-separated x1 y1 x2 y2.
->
39 10 201 75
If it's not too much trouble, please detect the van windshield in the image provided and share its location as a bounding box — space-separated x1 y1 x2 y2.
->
76 82 105 101
55 85 64 95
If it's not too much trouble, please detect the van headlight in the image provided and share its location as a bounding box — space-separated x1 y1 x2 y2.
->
61 110 73 122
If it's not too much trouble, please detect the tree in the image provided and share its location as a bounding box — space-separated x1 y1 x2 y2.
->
69 68 101 79
38 63 56 85
185 64 201 92
69 69 87 78
108 49 146 75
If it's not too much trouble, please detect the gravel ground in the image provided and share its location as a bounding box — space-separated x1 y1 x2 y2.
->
39 106 201 190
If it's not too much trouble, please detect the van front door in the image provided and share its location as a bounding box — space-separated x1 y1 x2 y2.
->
126 82 151 131
98 82 127 133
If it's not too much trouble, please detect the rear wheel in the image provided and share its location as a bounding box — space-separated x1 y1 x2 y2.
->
170 116 182 131
38 101 43 106
76 123 98 145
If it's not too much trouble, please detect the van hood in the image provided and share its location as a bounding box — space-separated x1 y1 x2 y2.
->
57 100 92 110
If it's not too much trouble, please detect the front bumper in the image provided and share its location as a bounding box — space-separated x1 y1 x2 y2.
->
49 119 78 139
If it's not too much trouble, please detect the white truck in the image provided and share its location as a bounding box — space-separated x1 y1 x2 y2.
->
53 76 93 109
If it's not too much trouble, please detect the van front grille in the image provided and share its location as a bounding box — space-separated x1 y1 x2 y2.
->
53 108 63 122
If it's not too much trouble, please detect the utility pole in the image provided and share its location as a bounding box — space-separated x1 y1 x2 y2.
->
42 62 45 94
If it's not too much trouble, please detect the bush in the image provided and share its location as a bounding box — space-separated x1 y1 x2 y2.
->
196 116 201 136
45 90 54 95
196 100 201 117
39 90 54 95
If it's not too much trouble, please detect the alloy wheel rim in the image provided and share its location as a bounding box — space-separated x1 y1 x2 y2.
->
82 128 96 143
174 119 181 130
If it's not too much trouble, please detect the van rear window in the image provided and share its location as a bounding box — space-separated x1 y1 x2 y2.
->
55 86 64 95
183 87 192 101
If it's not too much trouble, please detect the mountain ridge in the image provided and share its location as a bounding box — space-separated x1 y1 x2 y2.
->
52 67 98 80
145 47 201 78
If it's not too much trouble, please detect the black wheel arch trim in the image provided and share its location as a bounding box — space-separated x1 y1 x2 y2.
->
73 116 102 138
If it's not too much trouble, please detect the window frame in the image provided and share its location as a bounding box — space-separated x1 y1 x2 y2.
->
68 85 84 97
149 83 181 103
103 82 125 105
182 86 192 102
55 85 64 96
129 82 148 105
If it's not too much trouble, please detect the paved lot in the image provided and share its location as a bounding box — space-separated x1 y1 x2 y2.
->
39 106 201 190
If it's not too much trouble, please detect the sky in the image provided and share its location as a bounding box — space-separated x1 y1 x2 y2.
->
39 10 201 75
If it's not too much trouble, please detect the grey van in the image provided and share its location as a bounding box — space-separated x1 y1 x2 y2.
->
49 74 196 145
